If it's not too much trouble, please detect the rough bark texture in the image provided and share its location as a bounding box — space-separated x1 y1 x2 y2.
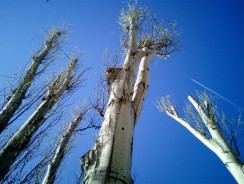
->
81 8 142 183
42 110 83 184
0 31 62 134
161 95 244 183
81 4 178 183
81 68 135 184
0 59 77 180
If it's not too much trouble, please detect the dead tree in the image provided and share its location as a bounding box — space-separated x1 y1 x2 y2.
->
0 29 66 134
81 3 179 184
157 92 244 183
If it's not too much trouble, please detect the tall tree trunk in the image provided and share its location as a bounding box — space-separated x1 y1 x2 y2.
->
0 30 63 134
188 96 244 183
42 110 84 184
81 4 178 183
0 59 78 180
81 68 135 184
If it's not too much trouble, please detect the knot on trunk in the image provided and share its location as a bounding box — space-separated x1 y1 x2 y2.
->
105 68 122 85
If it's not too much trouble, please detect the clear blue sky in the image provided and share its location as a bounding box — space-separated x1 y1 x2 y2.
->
0 0 244 183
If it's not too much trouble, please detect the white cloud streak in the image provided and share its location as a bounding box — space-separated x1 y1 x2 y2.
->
191 78 244 111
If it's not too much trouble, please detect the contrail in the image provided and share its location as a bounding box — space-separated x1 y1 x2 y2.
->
0 74 12 78
191 78 244 111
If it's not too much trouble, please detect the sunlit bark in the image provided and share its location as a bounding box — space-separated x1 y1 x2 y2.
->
81 3 178 183
42 109 84 184
0 58 78 180
0 30 64 134
159 93 244 183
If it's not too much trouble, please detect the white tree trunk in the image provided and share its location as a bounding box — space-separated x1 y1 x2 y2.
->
162 95 244 183
81 4 178 183
188 96 244 183
81 68 135 184
0 59 77 180
0 30 62 134
132 50 155 122
81 44 159 184
42 110 84 184
214 143 244 183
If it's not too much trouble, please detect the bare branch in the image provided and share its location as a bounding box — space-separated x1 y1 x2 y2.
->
0 57 80 180
158 92 244 183
0 27 67 134
42 106 87 184
119 3 146 51
156 95 212 148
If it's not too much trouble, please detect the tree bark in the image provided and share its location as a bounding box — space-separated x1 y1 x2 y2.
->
81 10 143 182
81 4 178 183
81 68 135 184
42 110 84 184
0 58 77 180
0 30 62 134
188 96 244 183
162 95 244 183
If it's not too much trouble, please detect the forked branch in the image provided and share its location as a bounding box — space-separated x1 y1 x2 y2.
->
158 92 244 183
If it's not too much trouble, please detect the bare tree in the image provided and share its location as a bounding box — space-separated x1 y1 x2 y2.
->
81 3 179 184
42 106 87 184
0 28 66 134
0 57 80 180
157 92 244 183
15 106 99 184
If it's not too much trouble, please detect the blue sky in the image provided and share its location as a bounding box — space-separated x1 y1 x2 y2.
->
0 0 244 183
